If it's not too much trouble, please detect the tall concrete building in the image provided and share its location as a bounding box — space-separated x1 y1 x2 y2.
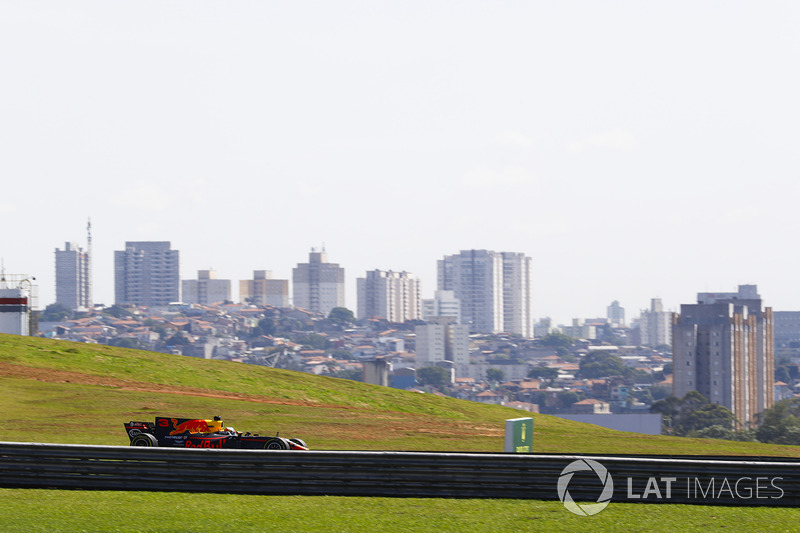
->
638 298 672 348
415 316 470 378
437 249 532 337
240 270 289 307
672 285 774 426
501 252 533 337
356 270 420 322
114 241 180 307
182 270 231 305
292 249 345 315
421 290 461 323
55 242 91 311
773 311 800 348
607 300 625 327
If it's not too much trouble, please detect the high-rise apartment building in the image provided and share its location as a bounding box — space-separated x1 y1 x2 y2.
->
501 252 533 337
182 270 231 305
607 300 625 327
672 285 774 426
773 311 800 348
638 298 672 348
292 249 345 315
55 242 91 311
356 270 421 322
437 249 532 337
240 270 289 307
114 241 180 307
421 290 461 323
415 316 470 374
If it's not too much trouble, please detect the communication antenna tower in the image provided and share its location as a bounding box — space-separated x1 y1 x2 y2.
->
87 217 93 306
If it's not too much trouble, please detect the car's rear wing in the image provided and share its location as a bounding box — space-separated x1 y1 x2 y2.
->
124 421 155 439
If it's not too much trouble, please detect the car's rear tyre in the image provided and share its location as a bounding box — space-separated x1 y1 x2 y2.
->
264 437 290 450
130 434 158 447
289 438 307 449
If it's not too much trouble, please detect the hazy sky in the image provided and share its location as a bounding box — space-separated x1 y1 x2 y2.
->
2 2 799 324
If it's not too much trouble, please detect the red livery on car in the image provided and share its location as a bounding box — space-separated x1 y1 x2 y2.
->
124 416 308 450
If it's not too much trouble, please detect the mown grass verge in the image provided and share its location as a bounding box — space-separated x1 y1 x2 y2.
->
2 489 798 533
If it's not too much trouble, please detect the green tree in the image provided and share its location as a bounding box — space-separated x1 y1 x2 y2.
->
775 365 792 384
755 397 800 445
109 337 141 350
40 303 71 322
630 387 653 404
255 318 275 337
540 332 573 350
624 367 654 385
651 391 737 437
687 425 735 440
295 333 331 350
328 307 355 325
331 368 363 382
558 390 581 409
417 366 449 387
677 402 737 435
329 348 353 360
528 366 559 382
103 305 130 318
486 368 504 383
578 352 626 379
650 385 671 401
165 332 191 346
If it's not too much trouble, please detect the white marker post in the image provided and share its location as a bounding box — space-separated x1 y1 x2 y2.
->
505 417 533 453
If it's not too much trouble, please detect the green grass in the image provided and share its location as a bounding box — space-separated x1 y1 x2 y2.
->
2 333 800 531
2 490 798 533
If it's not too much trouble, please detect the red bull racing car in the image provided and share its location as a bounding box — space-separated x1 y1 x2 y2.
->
124 416 309 450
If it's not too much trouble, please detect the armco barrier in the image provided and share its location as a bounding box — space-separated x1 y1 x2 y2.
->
1 442 799 506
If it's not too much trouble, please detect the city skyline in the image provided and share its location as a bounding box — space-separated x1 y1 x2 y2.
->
37 237 788 327
2 3 799 324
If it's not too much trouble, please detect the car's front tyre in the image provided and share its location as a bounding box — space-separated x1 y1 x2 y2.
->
264 437 290 450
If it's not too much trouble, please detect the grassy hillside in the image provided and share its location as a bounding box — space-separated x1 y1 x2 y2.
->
2 333 800 457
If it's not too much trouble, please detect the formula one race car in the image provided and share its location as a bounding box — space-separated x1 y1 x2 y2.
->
124 416 308 450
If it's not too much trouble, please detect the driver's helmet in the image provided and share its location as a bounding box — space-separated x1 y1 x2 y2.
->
225 427 236 434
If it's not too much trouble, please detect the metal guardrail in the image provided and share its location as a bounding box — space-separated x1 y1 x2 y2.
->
1 442 798 506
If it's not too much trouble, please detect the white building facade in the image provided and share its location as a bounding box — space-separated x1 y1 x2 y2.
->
0 287 30 335
356 270 421 322
501 252 533 337
0 274 35 336
182 270 231 305
239 270 289 307
638 298 672 348
415 317 470 376
114 241 180 307
421 290 461 323
607 300 625 327
292 249 345 315
438 249 532 337
55 242 91 311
